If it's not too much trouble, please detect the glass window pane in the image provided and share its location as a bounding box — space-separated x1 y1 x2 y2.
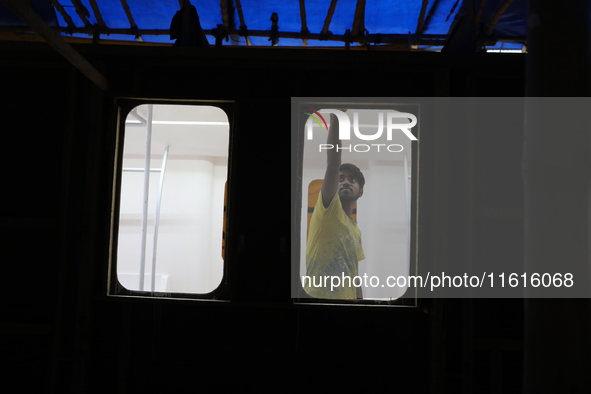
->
298 106 417 301
116 104 229 294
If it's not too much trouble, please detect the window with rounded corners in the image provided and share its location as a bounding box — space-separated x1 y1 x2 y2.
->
291 98 420 306
109 101 232 299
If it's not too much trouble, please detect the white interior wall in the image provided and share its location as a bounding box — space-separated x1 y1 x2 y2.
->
362 161 409 299
118 156 227 293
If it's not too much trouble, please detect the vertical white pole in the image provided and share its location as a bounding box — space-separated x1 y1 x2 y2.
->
139 105 153 291
151 145 170 292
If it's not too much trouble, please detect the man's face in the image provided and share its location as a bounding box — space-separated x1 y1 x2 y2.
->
338 169 363 202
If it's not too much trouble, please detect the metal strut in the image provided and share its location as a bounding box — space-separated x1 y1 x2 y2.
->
122 105 170 292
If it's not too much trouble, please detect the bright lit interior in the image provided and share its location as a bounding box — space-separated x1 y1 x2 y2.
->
300 108 415 300
117 104 229 294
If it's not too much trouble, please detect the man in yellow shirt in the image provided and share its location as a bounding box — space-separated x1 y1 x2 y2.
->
305 113 366 299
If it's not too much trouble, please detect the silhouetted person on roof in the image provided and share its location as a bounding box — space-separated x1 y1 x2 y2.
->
170 0 209 47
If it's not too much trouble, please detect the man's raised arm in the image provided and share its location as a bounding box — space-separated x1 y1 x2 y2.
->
321 113 341 208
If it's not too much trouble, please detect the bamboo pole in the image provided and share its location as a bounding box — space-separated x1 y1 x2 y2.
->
486 0 513 36
220 0 229 29
415 0 429 36
421 0 440 34
119 0 140 39
474 0 487 26
88 0 107 32
298 0 309 46
351 0 366 37
70 0 92 29
413 0 429 47
320 0 339 36
235 0 251 46
3 24 508 48
269 12 278 46
49 0 76 33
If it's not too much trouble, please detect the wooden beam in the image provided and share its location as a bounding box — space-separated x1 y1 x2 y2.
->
0 0 108 90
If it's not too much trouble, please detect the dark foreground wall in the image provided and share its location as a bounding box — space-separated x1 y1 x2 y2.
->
1 42 525 393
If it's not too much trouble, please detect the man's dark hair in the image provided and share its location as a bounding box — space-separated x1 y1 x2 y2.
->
340 163 365 189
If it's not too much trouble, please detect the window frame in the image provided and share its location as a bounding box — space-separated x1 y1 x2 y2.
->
291 98 421 307
107 97 235 301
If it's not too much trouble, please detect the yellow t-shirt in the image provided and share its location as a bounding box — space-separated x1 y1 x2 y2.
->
304 191 365 299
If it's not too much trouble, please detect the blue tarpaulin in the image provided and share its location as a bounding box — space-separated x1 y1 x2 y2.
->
1 0 527 51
